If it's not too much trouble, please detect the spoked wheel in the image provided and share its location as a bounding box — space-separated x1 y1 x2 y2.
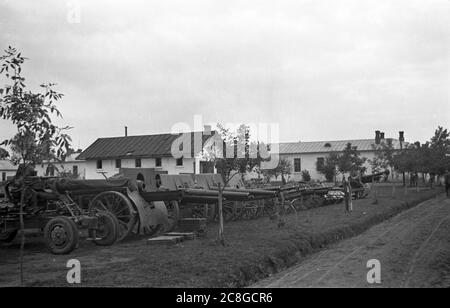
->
89 191 137 242
164 201 180 232
89 211 119 246
0 223 18 243
44 216 79 255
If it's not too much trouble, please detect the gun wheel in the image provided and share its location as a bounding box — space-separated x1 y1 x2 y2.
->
90 191 137 242
44 216 79 255
0 224 17 243
89 211 119 246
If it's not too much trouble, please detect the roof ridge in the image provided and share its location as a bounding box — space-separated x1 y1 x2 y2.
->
278 139 375 144
96 130 215 140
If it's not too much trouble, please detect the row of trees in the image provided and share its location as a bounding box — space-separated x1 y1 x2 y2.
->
315 127 450 185
391 127 449 185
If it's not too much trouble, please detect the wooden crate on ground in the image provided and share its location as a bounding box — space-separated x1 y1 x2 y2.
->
147 235 185 245
176 218 207 236
165 232 196 240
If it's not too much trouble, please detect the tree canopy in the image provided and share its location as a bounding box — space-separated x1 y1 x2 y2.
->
0 46 72 168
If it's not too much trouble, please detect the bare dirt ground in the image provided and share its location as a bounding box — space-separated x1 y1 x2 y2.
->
252 195 450 288
0 186 443 287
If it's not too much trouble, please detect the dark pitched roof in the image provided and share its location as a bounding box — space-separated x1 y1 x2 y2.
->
77 132 214 160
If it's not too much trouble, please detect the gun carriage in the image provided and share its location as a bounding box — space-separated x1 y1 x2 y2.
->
0 176 176 254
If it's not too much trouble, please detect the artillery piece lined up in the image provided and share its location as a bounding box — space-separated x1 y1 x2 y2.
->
0 176 175 254
0 169 385 254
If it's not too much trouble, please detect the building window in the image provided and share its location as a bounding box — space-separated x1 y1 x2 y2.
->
294 158 301 172
135 158 142 168
155 157 162 167
96 160 102 169
176 157 183 166
73 165 78 177
316 157 325 171
115 159 121 169
1 172 6 182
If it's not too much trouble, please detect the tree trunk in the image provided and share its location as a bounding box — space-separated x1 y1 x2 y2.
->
217 183 225 246
19 184 26 286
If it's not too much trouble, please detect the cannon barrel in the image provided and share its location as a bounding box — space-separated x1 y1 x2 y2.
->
183 188 250 201
181 195 222 203
209 187 277 197
139 190 184 202
359 170 389 184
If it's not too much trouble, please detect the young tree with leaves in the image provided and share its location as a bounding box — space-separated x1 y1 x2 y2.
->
0 47 72 167
201 123 265 245
0 46 72 285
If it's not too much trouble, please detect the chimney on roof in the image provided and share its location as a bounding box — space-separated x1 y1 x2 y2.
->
204 125 211 135
375 130 381 144
399 131 404 142
125 126 128 137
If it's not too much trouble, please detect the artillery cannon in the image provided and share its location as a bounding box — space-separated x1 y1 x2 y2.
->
339 170 390 199
0 176 176 254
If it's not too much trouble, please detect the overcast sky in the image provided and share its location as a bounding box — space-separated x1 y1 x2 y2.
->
0 0 449 149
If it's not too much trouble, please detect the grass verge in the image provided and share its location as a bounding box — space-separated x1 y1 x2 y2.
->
0 186 443 287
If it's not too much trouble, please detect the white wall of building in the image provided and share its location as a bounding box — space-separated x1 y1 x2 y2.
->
0 170 17 181
280 151 376 181
35 160 87 179
84 157 197 179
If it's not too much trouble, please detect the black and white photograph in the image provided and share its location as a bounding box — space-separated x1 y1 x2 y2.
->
0 0 449 292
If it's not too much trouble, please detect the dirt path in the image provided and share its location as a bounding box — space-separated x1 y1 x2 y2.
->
252 195 450 288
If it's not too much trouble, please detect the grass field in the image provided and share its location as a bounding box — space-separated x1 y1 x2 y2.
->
0 185 443 287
